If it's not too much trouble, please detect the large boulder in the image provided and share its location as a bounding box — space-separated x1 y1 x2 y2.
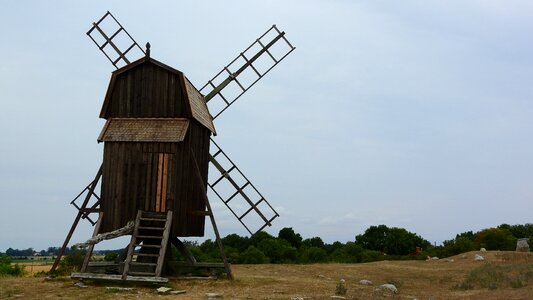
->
516 238 530 252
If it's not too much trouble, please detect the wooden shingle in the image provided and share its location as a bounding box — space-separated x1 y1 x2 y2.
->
98 118 189 142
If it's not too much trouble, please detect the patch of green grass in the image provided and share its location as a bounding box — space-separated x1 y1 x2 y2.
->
105 287 121 293
453 263 533 290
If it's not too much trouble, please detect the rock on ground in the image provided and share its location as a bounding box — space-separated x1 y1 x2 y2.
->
156 287 172 293
516 238 530 252
379 283 398 294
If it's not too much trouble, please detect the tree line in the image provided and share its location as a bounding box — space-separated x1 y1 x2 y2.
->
2 223 531 264
174 223 532 264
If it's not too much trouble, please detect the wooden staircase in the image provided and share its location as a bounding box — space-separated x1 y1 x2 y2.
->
122 210 172 280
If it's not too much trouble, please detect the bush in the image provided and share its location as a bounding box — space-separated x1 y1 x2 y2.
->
278 227 303 248
355 225 431 255
475 228 517 251
439 236 476 257
453 263 533 290
104 252 118 262
52 248 87 275
0 256 25 276
330 242 365 263
239 246 269 264
300 247 328 263
257 238 297 263
361 249 385 262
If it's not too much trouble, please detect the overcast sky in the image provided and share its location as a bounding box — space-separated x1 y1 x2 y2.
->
1 1 532 251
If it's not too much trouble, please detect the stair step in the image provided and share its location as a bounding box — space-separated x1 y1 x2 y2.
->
123 210 173 279
136 253 159 257
128 271 156 276
137 235 163 239
138 226 164 230
140 217 166 222
134 244 161 248
140 211 167 218
130 262 157 267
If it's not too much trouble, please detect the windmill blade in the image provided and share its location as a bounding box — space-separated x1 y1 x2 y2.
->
87 11 145 69
200 25 295 119
69 164 103 226
208 138 279 235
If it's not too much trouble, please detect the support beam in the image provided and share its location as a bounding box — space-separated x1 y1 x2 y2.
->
50 165 103 272
80 212 103 272
190 149 233 280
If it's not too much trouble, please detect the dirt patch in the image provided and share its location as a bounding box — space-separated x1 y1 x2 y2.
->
1 251 531 299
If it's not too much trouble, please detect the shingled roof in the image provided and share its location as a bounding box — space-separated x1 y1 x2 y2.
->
97 118 190 143
99 56 216 134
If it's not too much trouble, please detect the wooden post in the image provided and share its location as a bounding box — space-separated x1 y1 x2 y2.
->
154 210 173 277
171 237 197 265
190 150 233 280
122 210 142 280
50 165 103 272
80 212 104 272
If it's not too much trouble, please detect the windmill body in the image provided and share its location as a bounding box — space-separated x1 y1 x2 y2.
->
52 11 295 281
97 56 214 237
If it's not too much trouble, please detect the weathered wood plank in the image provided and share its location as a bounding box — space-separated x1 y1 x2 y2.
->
71 272 168 283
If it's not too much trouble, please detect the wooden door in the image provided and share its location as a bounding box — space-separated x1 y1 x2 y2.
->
155 153 171 213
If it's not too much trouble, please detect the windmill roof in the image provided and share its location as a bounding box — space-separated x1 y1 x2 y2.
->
97 118 189 142
99 56 216 134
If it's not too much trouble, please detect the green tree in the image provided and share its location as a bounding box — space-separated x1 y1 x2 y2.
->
474 228 516 251
257 238 297 263
325 241 345 255
222 234 249 252
248 231 274 247
239 246 269 264
199 239 222 262
355 225 430 255
330 242 365 263
278 227 303 248
300 246 328 263
441 236 475 256
498 223 533 239
355 225 388 252
302 237 325 249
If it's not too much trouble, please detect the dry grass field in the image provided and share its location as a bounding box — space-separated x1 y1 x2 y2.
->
1 251 532 299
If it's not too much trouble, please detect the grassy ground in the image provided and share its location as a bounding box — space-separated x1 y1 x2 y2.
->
1 251 532 299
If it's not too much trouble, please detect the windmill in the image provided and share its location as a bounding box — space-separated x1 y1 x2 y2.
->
50 11 295 282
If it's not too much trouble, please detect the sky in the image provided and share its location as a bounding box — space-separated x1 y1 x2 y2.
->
1 1 532 251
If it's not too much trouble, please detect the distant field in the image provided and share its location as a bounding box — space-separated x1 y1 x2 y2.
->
1 251 532 299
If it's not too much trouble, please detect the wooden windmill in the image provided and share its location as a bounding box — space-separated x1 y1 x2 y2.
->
50 12 295 282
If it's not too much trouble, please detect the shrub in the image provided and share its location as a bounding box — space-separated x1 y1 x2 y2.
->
330 242 364 263
278 227 303 248
300 247 328 263
361 249 385 262
239 246 269 264
335 279 347 295
257 238 297 263
453 263 533 290
52 248 87 275
0 256 25 276
355 225 430 255
104 252 118 262
475 228 516 251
